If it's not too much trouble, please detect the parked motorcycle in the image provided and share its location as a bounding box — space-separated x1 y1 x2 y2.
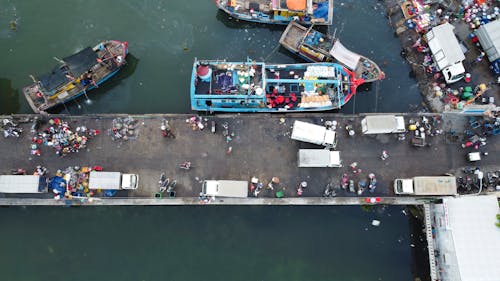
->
341 174 348 190
211 120 216 134
368 173 377 193
160 119 175 138
349 180 355 193
357 180 367 195
323 183 336 197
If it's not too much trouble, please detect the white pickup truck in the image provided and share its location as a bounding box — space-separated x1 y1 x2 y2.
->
88 171 139 190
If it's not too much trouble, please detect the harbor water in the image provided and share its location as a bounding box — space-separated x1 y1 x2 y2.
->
0 1 429 280
0 205 428 281
0 0 422 114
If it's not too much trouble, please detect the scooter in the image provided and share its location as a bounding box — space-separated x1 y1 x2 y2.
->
368 173 377 193
166 180 177 197
222 122 229 137
323 183 336 197
160 119 175 138
211 121 216 134
357 180 367 195
349 180 355 193
341 174 348 190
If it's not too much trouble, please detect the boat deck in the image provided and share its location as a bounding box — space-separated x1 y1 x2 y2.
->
1 113 497 205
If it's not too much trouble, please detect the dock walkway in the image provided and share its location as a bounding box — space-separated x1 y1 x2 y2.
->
0 113 498 205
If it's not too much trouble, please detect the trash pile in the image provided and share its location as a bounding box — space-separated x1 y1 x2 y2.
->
31 118 99 157
49 166 108 200
407 115 443 147
2 118 23 138
108 117 139 141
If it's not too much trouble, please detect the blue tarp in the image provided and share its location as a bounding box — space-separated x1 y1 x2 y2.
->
49 176 66 194
313 2 328 20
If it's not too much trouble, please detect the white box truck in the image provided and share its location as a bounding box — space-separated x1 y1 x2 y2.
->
0 175 47 193
361 115 405 134
88 171 139 190
475 19 500 76
291 120 336 147
297 149 342 167
394 176 457 196
425 22 466 84
201 180 248 198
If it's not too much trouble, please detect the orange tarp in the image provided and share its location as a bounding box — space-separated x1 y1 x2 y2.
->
287 0 306 11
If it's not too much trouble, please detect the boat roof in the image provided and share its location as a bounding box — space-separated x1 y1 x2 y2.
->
37 47 98 92
329 40 361 70
63 47 98 78
38 65 69 92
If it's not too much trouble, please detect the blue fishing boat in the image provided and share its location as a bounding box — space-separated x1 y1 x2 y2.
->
279 21 385 82
215 0 333 25
23 40 128 113
191 59 364 112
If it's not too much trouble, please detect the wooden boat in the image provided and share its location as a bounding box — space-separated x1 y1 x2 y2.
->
23 40 128 113
279 21 385 82
215 0 334 25
190 58 364 112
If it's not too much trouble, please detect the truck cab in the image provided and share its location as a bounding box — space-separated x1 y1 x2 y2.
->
442 63 466 84
394 178 414 194
121 174 139 189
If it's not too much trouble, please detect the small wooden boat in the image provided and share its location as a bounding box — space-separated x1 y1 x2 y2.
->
23 40 128 113
191 58 364 112
215 0 334 25
279 21 385 82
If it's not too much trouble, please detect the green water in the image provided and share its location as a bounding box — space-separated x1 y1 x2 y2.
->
0 206 424 281
0 0 422 114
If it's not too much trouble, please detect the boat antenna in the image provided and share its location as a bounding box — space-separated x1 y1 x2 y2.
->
29 75 37 83
53 57 65 64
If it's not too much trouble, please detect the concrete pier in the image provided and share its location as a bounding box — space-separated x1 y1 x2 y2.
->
0 113 498 205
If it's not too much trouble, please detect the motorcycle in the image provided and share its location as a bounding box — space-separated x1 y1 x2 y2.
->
368 173 377 193
160 119 175 138
166 180 177 197
357 180 367 195
345 124 355 137
158 173 170 193
211 120 216 134
179 161 192 170
341 174 348 190
323 183 336 197
349 180 355 193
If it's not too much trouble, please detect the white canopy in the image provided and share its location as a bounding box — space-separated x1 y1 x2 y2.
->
329 40 361 70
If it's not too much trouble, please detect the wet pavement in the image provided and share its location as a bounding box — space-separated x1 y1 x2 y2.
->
0 113 498 203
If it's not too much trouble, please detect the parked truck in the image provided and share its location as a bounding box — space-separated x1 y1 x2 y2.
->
88 171 139 190
425 22 466 84
394 176 457 196
297 149 342 167
0 175 47 193
475 19 500 77
201 180 248 198
361 115 405 134
291 120 336 147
